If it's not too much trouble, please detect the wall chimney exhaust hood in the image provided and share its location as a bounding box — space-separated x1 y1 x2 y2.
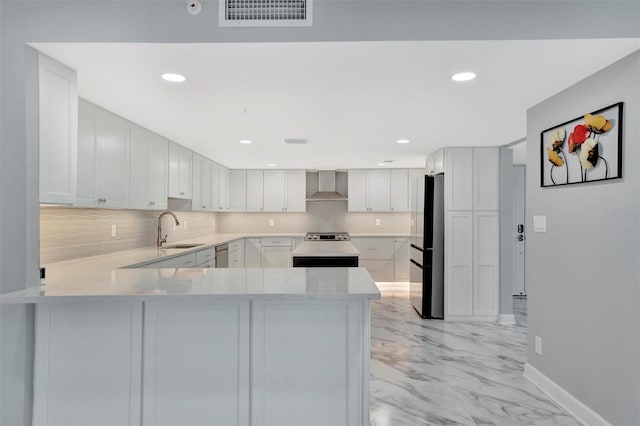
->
306 170 347 201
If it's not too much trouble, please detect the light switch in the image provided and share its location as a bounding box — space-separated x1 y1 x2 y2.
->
375 218 381 226
533 215 546 233
269 219 275 227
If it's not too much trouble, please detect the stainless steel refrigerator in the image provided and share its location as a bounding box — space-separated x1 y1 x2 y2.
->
410 174 444 319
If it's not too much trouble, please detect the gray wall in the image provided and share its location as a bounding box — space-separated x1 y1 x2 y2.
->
526 51 639 425
1 1 639 424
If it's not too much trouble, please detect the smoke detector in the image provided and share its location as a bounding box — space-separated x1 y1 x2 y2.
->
187 0 202 15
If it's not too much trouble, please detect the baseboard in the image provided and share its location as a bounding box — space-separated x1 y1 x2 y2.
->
445 315 498 322
498 314 516 325
524 363 611 426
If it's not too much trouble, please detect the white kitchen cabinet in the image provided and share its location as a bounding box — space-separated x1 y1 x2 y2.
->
263 170 306 212
445 148 473 211
143 301 250 426
33 302 143 426
261 237 292 268
445 211 473 316
138 252 197 269
409 168 425 213
473 147 500 211
246 170 264 212
129 124 168 210
390 169 409 212
168 142 192 199
229 169 247 212
245 238 262 267
37 53 78 205
473 211 499 316
393 238 410 282
229 239 245 268
192 154 213 211
347 169 391 212
211 163 230 212
359 260 394 282
76 100 130 208
351 237 395 282
195 247 216 268
292 237 304 250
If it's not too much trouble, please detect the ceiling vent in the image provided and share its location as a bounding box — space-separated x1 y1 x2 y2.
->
219 0 313 27
283 138 308 144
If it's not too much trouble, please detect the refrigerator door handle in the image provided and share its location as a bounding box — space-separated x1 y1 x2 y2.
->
410 244 424 251
410 259 423 268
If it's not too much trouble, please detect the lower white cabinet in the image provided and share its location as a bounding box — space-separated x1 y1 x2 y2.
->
261 237 292 268
245 238 262 267
229 239 245 268
139 253 197 269
359 260 394 282
142 301 250 426
33 302 143 426
351 238 395 282
473 211 499 316
445 211 474 316
393 238 410 282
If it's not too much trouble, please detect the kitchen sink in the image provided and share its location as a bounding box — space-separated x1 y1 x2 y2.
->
162 244 205 249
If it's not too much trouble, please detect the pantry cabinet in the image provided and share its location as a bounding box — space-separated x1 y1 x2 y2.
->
37 53 78 205
129 124 168 210
192 154 213 211
347 170 391 212
76 100 130 208
168 142 192 199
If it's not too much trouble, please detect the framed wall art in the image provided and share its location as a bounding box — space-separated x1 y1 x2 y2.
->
540 102 623 187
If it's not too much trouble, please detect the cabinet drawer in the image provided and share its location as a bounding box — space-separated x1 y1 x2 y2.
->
195 247 216 265
229 250 244 268
229 239 245 253
351 238 394 260
360 260 394 282
260 237 291 247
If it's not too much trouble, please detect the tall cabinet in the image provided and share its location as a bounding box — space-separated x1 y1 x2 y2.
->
439 147 500 321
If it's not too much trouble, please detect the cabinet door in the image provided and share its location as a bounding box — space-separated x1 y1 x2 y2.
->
445 148 473 211
262 246 291 268
359 260 394 282
229 249 244 268
192 154 204 211
473 147 500 211
245 238 262 267
390 169 408 212
95 108 130 208
473 211 499 315
228 170 247 212
285 170 306 212
263 170 285 212
368 170 391 212
347 170 368 212
246 170 264 212
38 54 78 205
408 169 425 213
168 143 192 199
129 124 167 210
351 237 394 260
218 166 229 211
445 211 473 316
393 238 410 282
76 100 98 206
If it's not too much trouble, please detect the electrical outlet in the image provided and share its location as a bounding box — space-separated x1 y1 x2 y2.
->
111 224 117 238
375 218 381 226
184 221 188 230
269 219 275 227
535 336 543 355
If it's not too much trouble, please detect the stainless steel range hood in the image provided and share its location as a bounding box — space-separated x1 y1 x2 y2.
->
306 170 347 201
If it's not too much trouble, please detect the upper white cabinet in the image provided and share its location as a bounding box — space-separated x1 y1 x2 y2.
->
192 154 213 211
473 148 500 211
38 54 78 205
390 169 409 212
168 142 192 199
228 170 247 212
262 170 306 213
444 148 473 211
347 169 391 212
129 124 168 210
77 100 130 208
213 163 230 212
246 170 264 212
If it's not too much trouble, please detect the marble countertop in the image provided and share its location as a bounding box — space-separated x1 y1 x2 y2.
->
292 241 360 257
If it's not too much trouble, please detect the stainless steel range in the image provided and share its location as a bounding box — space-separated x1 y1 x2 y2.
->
293 232 359 267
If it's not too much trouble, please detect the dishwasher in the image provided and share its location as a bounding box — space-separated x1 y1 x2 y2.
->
215 244 229 268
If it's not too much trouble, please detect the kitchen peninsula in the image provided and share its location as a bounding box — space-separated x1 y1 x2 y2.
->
1 237 379 426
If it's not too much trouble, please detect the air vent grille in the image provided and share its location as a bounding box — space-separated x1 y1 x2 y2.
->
220 0 313 27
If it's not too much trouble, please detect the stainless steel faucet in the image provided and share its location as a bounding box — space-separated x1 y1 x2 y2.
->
157 211 180 247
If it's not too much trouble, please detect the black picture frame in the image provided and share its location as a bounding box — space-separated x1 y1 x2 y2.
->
540 102 623 188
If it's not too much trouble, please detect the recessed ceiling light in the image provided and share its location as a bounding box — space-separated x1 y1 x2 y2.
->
396 139 410 144
239 140 253 144
267 163 277 167
161 73 186 83
451 72 476 82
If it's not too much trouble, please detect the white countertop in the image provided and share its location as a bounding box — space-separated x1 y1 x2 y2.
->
292 241 360 257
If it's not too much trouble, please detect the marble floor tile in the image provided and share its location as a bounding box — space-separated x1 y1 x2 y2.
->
370 287 578 426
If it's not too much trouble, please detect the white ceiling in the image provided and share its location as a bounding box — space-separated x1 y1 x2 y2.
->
33 40 639 169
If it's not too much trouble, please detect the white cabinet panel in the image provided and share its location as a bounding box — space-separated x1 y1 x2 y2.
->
168 142 192 199
351 237 394 261
286 170 307 212
229 239 245 268
195 247 216 266
473 212 499 315
139 253 197 269
38 54 78 205
246 170 264 212
367 169 391 212
245 238 262 267
229 169 247 212
473 147 500 211
390 169 409 212
446 212 473 316
143 301 250 426
347 170 368 212
445 148 473 211
33 302 142 426
192 154 213 211
215 164 229 211
393 238 410 282
129 124 168 210
77 100 98 205
360 260 394 282
263 170 286 212
262 246 291 268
